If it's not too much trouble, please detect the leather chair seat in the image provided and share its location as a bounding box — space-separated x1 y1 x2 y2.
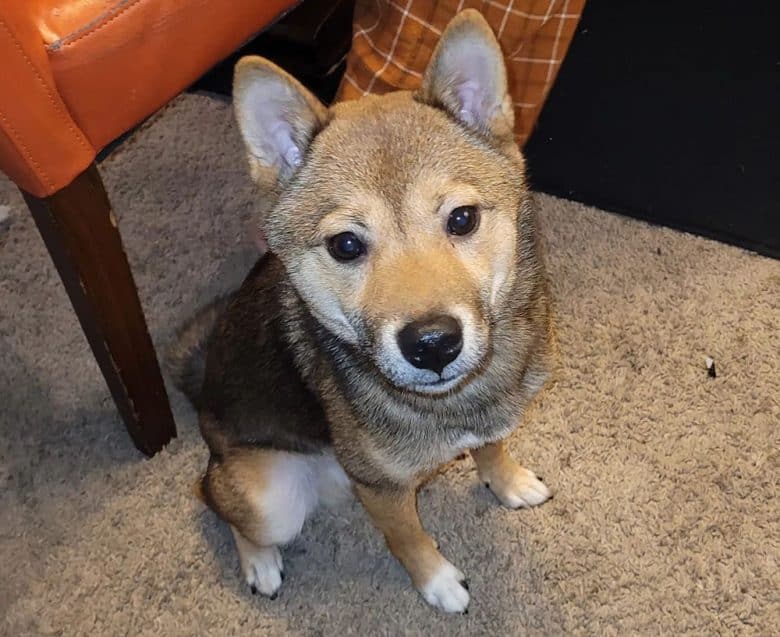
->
0 0 297 196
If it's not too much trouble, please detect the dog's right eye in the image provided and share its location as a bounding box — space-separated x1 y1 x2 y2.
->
327 232 366 262
447 205 479 236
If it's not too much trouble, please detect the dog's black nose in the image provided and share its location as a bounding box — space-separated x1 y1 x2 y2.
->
397 315 463 375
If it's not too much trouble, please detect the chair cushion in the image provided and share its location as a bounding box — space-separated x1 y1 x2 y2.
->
0 0 297 196
44 0 298 151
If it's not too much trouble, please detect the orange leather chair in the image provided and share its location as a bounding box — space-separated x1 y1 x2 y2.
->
0 0 298 455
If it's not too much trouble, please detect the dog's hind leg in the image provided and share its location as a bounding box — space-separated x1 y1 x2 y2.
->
230 526 284 598
470 440 551 509
202 448 349 597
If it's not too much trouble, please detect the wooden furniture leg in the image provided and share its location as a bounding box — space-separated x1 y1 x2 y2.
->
22 164 176 456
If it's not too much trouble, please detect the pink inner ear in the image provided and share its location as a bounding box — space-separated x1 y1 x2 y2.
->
446 45 499 127
241 77 308 173
268 120 302 169
455 80 483 125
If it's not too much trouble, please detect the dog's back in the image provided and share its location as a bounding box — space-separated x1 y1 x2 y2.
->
168 254 331 456
165 295 228 408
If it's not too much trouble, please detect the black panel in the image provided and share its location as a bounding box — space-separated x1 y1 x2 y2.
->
524 1 780 258
190 0 354 104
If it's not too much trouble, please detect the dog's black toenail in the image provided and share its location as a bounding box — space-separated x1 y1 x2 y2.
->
269 592 278 601
484 482 490 489
280 571 285 581
463 608 469 615
250 585 257 595
461 579 470 591
536 476 544 482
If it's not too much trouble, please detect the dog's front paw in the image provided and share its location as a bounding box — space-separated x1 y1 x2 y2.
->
483 465 551 509
419 560 470 614
241 545 284 599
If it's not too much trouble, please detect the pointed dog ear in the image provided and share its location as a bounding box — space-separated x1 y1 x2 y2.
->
418 9 514 142
233 56 329 186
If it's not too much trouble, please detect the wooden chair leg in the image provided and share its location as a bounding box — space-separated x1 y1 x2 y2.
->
22 164 176 456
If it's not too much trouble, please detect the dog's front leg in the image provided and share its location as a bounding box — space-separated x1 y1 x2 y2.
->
470 441 551 508
355 484 470 613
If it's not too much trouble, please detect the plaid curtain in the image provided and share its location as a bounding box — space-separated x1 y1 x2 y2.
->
337 0 586 145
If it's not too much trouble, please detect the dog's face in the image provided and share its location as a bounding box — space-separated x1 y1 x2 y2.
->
234 11 529 395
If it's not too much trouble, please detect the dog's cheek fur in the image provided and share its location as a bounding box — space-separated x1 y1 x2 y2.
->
487 214 519 309
284 253 367 345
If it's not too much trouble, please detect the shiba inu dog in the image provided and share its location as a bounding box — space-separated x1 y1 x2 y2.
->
168 9 553 614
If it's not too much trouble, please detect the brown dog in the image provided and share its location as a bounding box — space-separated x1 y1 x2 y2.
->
168 9 553 613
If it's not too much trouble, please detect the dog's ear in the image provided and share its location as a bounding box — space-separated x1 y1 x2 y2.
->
233 56 329 186
418 9 514 141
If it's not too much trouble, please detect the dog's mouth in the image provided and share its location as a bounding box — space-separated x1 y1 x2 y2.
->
411 375 465 395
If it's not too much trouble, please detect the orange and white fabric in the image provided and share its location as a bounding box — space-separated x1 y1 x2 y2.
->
337 0 586 145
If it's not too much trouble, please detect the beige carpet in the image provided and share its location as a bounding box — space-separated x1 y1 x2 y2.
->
1 94 778 637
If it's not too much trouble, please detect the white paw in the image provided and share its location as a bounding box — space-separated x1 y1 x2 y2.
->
487 467 551 509
419 561 470 613
242 545 284 598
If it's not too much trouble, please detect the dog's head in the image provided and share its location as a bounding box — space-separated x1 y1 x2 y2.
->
234 10 532 395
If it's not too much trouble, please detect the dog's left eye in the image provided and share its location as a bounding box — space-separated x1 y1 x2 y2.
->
447 205 479 236
327 232 366 262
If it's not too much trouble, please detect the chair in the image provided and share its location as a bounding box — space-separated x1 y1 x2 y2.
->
0 0 298 455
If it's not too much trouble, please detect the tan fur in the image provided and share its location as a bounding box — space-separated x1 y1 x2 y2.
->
470 440 522 489
173 9 555 613
275 98 524 323
471 441 551 509
364 247 476 318
355 485 446 590
201 448 274 547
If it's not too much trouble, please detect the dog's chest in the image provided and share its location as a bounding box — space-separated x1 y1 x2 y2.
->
362 435 465 484
365 414 516 483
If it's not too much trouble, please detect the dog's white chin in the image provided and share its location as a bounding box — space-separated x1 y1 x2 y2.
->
378 353 487 396
410 375 466 396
